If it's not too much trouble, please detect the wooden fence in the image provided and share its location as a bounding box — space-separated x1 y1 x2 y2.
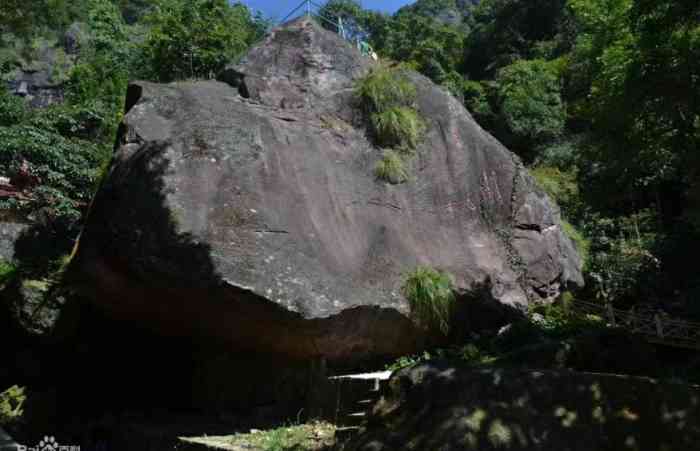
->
569 300 700 350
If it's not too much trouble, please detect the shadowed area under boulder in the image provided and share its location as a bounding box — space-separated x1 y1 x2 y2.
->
343 363 700 451
70 17 582 368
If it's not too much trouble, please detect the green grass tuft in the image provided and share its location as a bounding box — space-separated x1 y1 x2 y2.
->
356 65 425 152
403 266 456 335
371 106 425 150
355 65 416 114
375 150 409 184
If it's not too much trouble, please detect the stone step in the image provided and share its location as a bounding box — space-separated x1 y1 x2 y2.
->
307 370 391 425
0 427 19 451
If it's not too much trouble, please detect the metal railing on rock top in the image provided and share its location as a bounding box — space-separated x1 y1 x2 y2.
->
277 0 377 59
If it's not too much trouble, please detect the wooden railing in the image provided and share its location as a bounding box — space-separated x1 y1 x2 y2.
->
569 300 700 350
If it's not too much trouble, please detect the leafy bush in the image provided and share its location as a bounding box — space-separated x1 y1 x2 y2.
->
140 0 261 82
0 116 110 221
375 149 408 184
371 106 424 149
402 266 456 335
534 137 581 169
462 79 494 121
0 86 27 126
496 59 566 150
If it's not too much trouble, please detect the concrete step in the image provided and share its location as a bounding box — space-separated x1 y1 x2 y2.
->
0 427 19 451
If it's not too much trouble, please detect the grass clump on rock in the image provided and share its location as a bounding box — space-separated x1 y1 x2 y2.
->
356 65 425 152
0 385 26 426
375 150 409 184
403 266 456 335
372 106 424 149
356 65 417 114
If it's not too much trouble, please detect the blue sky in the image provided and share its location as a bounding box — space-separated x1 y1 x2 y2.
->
240 0 415 20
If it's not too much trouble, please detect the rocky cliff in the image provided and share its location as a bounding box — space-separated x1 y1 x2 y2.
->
70 17 582 365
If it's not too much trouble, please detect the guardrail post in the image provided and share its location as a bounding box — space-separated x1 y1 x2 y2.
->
654 314 664 338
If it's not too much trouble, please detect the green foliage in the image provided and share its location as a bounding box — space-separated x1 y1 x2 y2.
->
356 66 425 151
116 0 153 24
530 165 580 213
0 385 26 426
371 106 424 150
496 59 566 152
462 79 494 121
0 86 27 126
562 220 589 265
186 422 335 451
0 106 110 220
1 1 74 37
464 0 574 80
0 258 18 285
375 150 409 184
402 266 456 335
583 211 661 304
140 0 260 82
356 66 417 114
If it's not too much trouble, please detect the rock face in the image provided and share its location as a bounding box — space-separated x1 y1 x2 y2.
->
71 17 581 364
344 364 700 451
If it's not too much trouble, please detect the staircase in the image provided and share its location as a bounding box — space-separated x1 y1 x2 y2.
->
308 371 391 440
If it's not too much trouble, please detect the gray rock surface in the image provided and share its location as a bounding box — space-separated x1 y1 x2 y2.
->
0 211 30 263
0 427 19 451
344 364 700 451
71 17 581 364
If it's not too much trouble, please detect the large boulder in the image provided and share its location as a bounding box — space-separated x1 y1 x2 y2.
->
70 17 581 365
344 364 700 451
